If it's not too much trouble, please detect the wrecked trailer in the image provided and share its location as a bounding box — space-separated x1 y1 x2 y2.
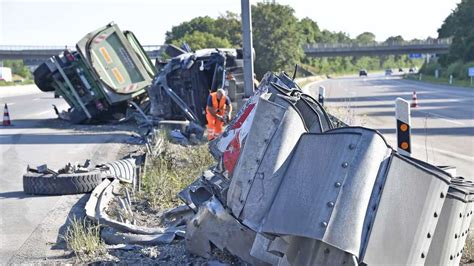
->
147 48 244 126
177 72 472 265
33 22 156 123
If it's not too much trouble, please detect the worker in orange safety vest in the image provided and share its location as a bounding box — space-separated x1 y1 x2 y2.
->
206 88 232 141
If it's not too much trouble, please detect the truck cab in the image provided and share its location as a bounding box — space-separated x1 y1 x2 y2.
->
33 22 156 123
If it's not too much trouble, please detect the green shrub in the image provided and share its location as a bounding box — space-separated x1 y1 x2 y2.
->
446 60 464 78
420 62 442 76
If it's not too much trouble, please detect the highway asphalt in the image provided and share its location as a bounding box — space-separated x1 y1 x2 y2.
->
310 73 474 179
0 89 133 263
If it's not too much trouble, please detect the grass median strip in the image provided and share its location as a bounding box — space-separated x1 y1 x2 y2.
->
139 136 215 210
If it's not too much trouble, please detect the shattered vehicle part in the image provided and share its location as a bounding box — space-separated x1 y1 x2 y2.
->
147 49 244 126
178 170 231 212
97 157 137 184
128 101 153 127
85 178 184 244
33 22 155 123
101 226 185 246
23 164 101 195
209 72 332 174
185 196 263 265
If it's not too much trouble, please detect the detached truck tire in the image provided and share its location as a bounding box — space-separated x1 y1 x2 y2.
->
23 171 102 195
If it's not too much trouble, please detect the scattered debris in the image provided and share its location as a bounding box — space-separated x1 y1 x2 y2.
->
23 162 102 195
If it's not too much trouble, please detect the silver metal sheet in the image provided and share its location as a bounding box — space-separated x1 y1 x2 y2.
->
426 189 468 265
226 94 291 219
280 237 357 266
250 233 283 265
454 186 474 265
185 197 265 265
237 97 308 230
362 155 450 265
260 129 390 257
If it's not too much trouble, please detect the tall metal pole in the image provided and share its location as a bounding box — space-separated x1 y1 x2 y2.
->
241 0 255 98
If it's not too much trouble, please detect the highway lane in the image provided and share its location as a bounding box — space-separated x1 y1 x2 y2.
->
0 88 132 262
310 74 474 179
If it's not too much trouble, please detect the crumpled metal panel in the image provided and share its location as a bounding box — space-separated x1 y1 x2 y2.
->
260 128 390 257
426 185 470 265
185 197 265 265
279 237 357 266
231 96 309 229
178 171 230 211
250 234 285 265
362 154 451 265
226 93 298 219
209 72 281 159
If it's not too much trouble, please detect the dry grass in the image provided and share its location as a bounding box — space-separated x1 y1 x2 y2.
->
140 138 215 210
62 217 105 262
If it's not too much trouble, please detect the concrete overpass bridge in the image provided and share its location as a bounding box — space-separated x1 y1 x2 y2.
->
303 39 451 57
0 38 451 66
0 45 165 66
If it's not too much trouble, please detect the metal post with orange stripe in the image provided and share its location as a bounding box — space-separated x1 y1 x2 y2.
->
395 98 411 156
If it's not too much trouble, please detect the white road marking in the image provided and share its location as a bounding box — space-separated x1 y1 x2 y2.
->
32 98 40 101
31 110 52 117
415 110 466 126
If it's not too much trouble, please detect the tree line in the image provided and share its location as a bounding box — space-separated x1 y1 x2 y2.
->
420 0 474 80
165 3 423 78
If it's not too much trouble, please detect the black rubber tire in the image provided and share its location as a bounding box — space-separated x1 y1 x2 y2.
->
33 62 56 92
23 171 102 195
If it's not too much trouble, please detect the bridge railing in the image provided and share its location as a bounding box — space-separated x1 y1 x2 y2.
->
0 45 164 52
303 38 452 50
0 45 76 51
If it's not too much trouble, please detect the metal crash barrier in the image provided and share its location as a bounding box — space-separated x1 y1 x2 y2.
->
179 72 473 265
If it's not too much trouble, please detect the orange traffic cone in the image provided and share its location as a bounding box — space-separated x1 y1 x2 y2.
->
411 91 418 108
3 103 12 126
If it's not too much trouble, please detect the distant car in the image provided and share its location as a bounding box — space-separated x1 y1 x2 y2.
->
385 69 393 76
359 69 368 77
398 68 403 72
409 68 414 73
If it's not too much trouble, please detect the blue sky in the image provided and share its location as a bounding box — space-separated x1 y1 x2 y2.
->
0 0 461 46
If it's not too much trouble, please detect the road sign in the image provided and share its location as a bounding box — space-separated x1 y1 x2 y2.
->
409 53 422 59
468 67 474 77
470 67 474 86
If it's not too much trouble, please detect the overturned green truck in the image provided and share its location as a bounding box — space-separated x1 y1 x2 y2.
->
34 23 156 123
33 22 244 125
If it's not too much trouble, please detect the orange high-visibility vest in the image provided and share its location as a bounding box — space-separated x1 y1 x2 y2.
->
206 92 227 115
